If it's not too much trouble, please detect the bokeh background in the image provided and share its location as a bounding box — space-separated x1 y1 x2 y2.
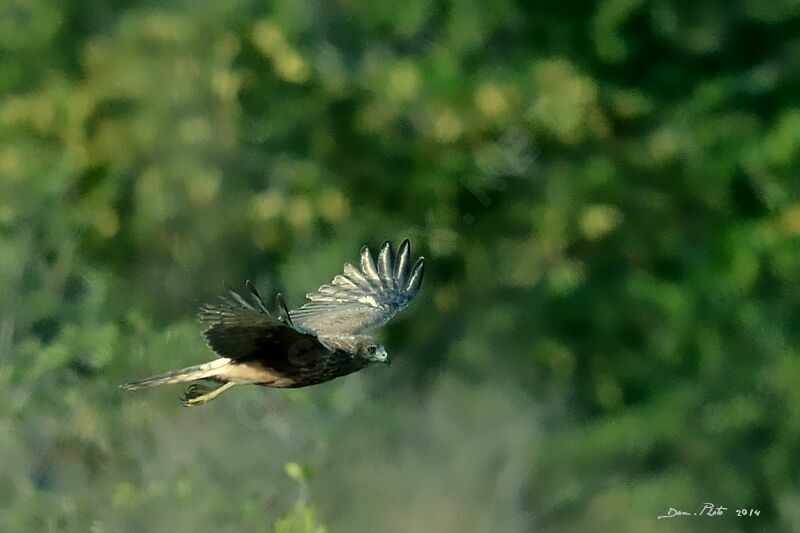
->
2 0 800 531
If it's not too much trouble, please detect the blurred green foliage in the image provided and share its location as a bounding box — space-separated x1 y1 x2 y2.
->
2 0 800 531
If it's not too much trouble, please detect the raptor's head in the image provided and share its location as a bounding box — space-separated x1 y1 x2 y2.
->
355 337 389 365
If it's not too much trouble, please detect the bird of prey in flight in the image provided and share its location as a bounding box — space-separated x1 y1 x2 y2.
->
121 240 424 406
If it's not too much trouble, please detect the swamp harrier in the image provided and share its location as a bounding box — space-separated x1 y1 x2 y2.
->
121 239 424 406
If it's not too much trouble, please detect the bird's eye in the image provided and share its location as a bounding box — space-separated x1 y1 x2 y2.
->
368 345 377 355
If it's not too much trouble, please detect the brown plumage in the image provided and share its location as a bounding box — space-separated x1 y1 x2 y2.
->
121 239 424 406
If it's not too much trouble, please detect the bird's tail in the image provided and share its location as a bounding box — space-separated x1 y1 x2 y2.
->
120 358 230 390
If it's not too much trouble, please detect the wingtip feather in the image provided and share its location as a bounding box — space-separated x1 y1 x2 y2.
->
377 241 394 288
246 279 270 314
360 245 381 284
394 239 411 285
276 293 294 326
403 257 425 297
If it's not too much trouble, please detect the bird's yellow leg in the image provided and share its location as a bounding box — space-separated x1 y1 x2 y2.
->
182 382 236 406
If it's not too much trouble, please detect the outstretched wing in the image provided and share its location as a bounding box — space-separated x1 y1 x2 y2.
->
199 282 329 366
289 239 425 336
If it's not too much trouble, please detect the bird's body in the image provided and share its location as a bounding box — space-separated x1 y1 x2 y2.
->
121 239 424 405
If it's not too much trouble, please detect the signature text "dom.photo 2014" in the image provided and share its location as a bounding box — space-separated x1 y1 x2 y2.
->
658 504 761 520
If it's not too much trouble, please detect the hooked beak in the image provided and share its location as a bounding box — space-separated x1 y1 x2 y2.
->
370 347 390 365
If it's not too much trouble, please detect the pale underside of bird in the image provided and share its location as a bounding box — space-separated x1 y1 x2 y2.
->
121 239 424 406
